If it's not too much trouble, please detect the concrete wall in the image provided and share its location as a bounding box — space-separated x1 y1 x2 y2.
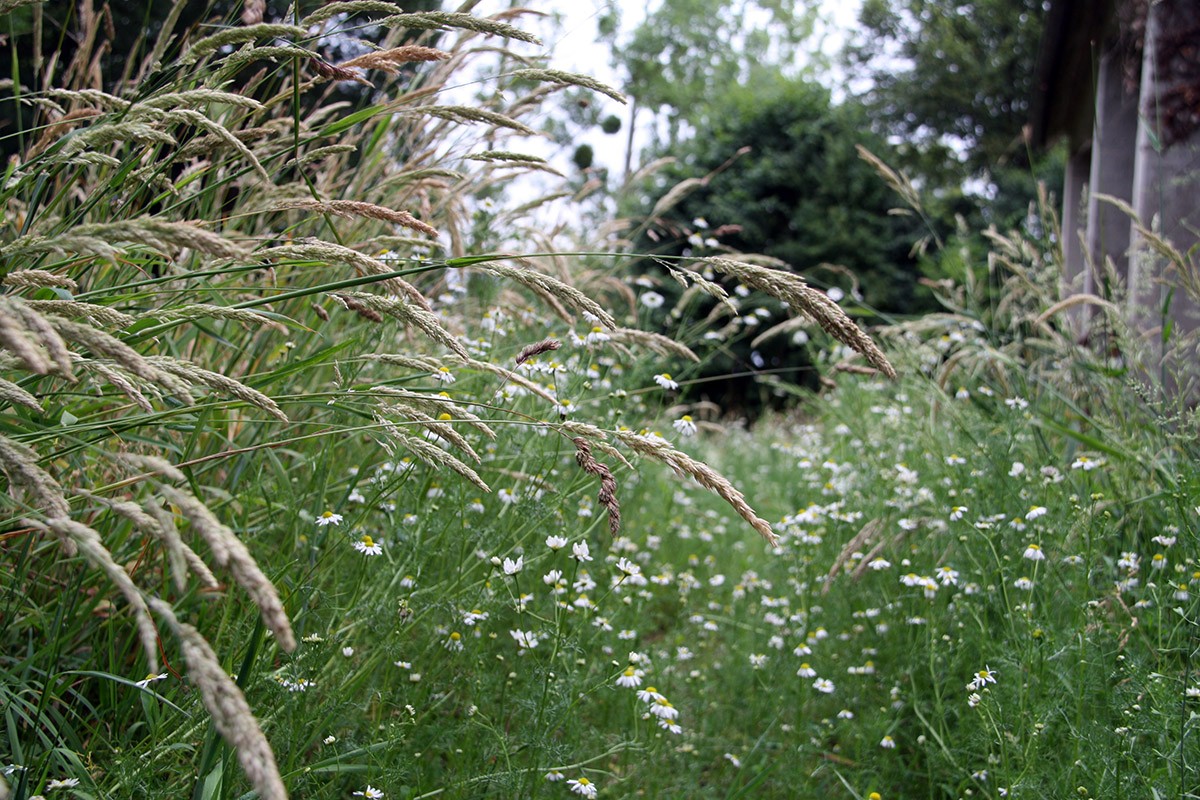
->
1129 0 1200 393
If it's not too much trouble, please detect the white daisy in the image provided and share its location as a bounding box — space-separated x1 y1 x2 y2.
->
567 776 598 797
672 415 698 437
353 534 382 556
315 510 343 526
653 373 679 390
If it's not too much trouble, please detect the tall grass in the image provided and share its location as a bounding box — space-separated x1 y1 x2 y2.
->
0 4 900 799
5 2 1200 798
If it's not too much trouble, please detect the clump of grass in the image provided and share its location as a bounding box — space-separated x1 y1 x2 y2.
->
4 4 881 797
21 5 1196 800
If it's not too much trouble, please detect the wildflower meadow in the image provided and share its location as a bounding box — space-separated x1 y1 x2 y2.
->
2 3 1199 800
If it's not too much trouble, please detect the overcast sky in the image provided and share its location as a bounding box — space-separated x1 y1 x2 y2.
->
447 1 864 230
458 1 862 171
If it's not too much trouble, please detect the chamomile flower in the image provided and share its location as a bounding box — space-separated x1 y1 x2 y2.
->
640 291 665 309
353 787 385 798
1008 461 1026 477
1022 543 1045 561
354 534 382 556
1071 455 1103 470
813 678 836 693
615 557 641 577
315 510 343 526
433 367 455 385
462 609 489 626
658 718 683 734
510 629 539 651
616 666 644 688
502 555 524 575
637 686 665 703
673 415 698 437
46 778 81 789
134 672 168 688
546 534 568 550
567 776 598 797
949 506 968 521
1151 553 1167 570
572 541 593 562
968 666 998 690
880 735 896 749
585 327 611 345
653 373 679 390
1026 505 1048 520
1013 576 1034 590
444 632 464 652
650 696 679 720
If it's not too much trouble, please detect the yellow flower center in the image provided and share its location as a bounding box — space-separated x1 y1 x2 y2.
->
360 535 374 547
450 632 461 641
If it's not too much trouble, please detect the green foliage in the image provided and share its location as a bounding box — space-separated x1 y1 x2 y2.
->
602 0 819 145
844 0 1048 177
571 143 594 171
613 77 931 415
4 2 1199 799
663 80 924 310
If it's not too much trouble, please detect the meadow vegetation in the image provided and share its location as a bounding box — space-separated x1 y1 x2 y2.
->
2 3 1199 800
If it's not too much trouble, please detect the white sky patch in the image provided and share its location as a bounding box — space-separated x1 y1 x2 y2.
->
450 1 863 232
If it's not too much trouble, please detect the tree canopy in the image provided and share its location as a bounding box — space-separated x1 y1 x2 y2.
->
599 0 819 152
844 0 1049 177
632 76 926 312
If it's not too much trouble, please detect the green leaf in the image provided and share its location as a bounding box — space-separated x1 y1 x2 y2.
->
318 104 385 138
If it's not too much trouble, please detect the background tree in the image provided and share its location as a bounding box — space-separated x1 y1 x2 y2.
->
619 76 929 413
639 77 926 312
844 0 1049 179
598 0 819 175
841 0 1061 302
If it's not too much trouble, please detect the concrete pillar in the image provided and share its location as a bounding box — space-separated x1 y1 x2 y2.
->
1060 145 1090 338
1129 0 1200 395
1085 47 1137 296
